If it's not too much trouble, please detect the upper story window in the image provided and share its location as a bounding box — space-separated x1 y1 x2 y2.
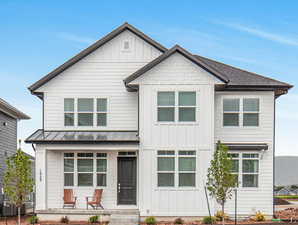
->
157 91 196 122
64 98 108 127
223 98 259 127
121 40 131 52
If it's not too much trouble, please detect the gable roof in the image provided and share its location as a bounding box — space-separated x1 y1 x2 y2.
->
124 45 230 85
0 98 30 120
28 22 167 94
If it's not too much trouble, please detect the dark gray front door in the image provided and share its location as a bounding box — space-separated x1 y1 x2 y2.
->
117 157 137 205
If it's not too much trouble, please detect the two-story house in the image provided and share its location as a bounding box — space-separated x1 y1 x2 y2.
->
25 23 292 222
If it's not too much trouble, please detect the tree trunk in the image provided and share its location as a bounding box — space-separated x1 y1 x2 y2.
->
18 207 21 225
222 203 225 225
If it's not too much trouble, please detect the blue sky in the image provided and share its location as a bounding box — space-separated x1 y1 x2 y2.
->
0 0 297 156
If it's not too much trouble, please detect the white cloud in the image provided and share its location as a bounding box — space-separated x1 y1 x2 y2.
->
213 21 298 47
55 32 95 44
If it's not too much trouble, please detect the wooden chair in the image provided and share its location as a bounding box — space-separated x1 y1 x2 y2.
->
86 189 104 209
63 189 77 208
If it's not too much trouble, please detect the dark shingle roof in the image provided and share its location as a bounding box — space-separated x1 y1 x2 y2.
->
25 130 139 144
194 55 292 88
0 98 30 119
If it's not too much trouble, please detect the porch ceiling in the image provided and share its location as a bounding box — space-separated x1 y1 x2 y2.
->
25 129 139 144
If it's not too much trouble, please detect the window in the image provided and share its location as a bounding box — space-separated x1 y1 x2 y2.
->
157 92 175 122
63 98 108 127
64 99 74 126
97 98 107 126
124 41 130 50
178 151 196 187
223 98 259 127
157 150 196 187
228 152 259 188
157 91 197 122
96 153 107 186
77 153 94 186
157 151 175 187
64 153 74 186
78 98 94 126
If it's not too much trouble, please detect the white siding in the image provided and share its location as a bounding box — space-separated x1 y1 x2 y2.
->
37 30 162 131
137 52 218 216
214 91 275 216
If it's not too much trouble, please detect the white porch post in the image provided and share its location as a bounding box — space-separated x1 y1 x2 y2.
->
35 147 47 210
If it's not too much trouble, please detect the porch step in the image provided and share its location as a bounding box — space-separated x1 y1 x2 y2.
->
109 214 139 225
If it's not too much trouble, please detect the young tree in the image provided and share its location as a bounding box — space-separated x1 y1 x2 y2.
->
3 145 34 225
206 141 237 225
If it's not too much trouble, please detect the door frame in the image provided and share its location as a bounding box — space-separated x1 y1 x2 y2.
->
117 152 138 205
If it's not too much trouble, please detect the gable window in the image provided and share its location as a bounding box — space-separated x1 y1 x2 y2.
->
157 150 196 188
97 99 107 126
157 91 197 123
64 99 75 126
228 152 259 188
78 98 94 126
223 98 259 127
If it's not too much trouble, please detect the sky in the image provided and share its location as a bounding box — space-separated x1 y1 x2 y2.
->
0 0 297 156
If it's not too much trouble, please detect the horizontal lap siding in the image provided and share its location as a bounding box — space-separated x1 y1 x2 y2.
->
214 92 274 216
37 30 162 131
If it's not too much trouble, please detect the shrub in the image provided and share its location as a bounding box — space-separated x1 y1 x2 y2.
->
88 215 99 223
144 216 157 224
28 215 39 224
202 216 216 224
174 217 184 224
215 210 229 221
254 211 265 221
60 216 69 224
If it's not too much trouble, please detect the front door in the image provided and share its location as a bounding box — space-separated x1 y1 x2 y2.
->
117 157 137 205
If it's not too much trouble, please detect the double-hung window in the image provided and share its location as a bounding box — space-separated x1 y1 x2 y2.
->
223 98 259 127
77 153 94 186
64 153 74 186
96 153 107 186
64 99 75 126
97 99 107 126
157 91 197 122
228 152 259 188
78 99 94 126
157 151 175 187
157 150 196 188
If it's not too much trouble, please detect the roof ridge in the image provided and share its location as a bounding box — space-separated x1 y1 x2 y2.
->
194 55 293 87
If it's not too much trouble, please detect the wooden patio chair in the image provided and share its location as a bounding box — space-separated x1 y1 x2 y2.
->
63 189 77 208
86 189 104 209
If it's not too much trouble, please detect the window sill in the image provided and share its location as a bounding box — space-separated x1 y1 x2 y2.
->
155 122 199 126
154 187 200 191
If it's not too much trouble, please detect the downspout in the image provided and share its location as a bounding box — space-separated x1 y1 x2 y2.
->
31 144 36 220
273 97 276 216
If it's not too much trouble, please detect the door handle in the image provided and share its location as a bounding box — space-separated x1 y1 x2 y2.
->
118 183 121 193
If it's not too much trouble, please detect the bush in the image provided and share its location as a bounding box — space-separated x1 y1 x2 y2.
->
202 216 216 224
60 216 69 224
144 216 157 224
89 215 99 223
254 211 265 221
174 217 184 224
215 210 229 221
28 215 39 224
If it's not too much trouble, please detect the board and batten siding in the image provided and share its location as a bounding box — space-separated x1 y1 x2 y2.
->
214 91 275 216
36 30 162 131
136 52 220 216
0 112 17 197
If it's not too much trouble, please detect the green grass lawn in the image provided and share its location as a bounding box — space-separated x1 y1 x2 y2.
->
276 195 298 199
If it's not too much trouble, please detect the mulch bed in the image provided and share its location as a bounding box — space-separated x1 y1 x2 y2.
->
275 208 298 221
274 198 291 205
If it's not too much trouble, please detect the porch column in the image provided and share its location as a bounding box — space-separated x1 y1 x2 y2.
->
35 147 47 210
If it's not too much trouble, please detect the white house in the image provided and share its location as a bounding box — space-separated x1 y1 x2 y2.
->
26 23 292 223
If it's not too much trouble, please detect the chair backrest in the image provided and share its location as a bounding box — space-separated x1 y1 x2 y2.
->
93 189 103 203
64 189 73 202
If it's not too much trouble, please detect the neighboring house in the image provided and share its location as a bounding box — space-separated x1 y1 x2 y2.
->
0 98 30 209
25 23 292 221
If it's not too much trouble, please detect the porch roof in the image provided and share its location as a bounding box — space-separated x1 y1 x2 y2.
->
25 129 139 144
223 143 269 151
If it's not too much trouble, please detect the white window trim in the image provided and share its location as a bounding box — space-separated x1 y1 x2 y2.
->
222 96 261 128
63 152 108 188
121 39 133 52
156 150 198 190
155 89 199 125
228 152 260 189
63 97 109 128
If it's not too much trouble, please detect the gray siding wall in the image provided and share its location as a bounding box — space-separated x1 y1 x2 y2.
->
0 111 17 195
